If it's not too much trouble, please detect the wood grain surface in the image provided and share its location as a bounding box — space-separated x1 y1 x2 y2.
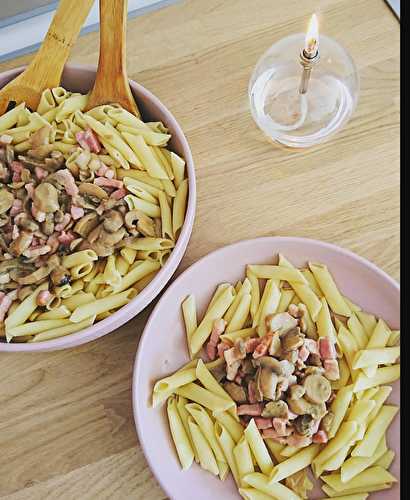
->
0 0 399 498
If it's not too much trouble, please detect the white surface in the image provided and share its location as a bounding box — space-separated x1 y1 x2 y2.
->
0 0 170 61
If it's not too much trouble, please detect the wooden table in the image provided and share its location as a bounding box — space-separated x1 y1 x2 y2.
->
0 0 399 498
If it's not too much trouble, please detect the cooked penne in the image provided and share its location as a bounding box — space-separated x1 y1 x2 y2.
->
224 279 252 324
176 383 233 413
308 262 351 316
313 422 358 467
220 327 257 344
158 191 174 240
366 386 393 424
190 286 235 355
277 289 295 313
248 264 307 284
182 295 197 356
246 267 260 321
62 249 98 268
167 396 195 471
212 411 244 443
347 314 368 350
122 132 168 178
0 102 26 131
353 365 400 392
188 416 219 475
321 483 392 497
4 282 48 330
254 279 280 335
244 419 273 476
238 488 273 500
300 267 323 297
172 178 188 236
321 466 396 492
375 449 395 469
244 473 300 500
30 315 96 342
233 436 254 486
341 436 387 482
353 346 400 369
37 306 71 320
195 360 235 409
270 444 320 482
103 261 161 295
316 297 337 342
351 405 398 457
214 422 240 486
153 368 196 397
120 247 138 265
70 289 133 323
62 292 95 311
360 319 391 377
226 293 251 333
175 396 199 463
6 318 70 338
356 311 377 337
264 439 285 463
387 329 400 347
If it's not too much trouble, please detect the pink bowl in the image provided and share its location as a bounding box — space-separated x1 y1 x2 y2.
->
0 64 196 352
133 237 400 500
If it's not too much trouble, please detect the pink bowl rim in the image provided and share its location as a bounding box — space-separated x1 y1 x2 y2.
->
132 235 399 498
0 63 197 352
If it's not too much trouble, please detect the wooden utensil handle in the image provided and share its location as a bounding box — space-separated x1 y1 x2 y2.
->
95 0 129 96
26 0 95 90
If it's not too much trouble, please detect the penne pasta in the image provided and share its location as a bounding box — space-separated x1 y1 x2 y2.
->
167 396 195 471
62 249 98 268
356 311 377 337
190 286 235 355
176 396 199 463
4 282 48 330
224 278 252 324
30 315 96 342
316 297 337 342
248 264 307 284
226 293 251 333
6 318 70 338
254 279 281 335
36 306 71 320
300 268 323 297
321 466 396 492
172 178 188 237
366 386 392 424
270 444 320 482
158 191 174 240
220 327 256 344
277 289 295 313
244 419 273 476
233 436 254 486
321 483 392 497
238 488 273 500
62 292 95 311
176 383 233 413
122 132 168 178
341 436 387 482
103 261 161 295
353 365 400 392
188 416 219 475
182 295 197 357
214 422 240 486
308 262 351 316
375 449 395 469
352 346 400 369
246 267 260 321
212 411 244 443
313 422 358 468
244 473 301 500
153 368 197 398
360 319 391 377
70 289 133 323
347 314 368 350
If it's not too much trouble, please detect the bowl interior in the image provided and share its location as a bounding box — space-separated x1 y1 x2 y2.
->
133 236 400 500
0 64 195 352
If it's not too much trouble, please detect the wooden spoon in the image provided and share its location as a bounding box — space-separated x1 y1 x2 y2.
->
0 0 95 116
86 0 141 117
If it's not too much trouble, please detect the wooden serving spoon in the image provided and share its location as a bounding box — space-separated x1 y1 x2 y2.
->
86 0 141 117
0 0 95 116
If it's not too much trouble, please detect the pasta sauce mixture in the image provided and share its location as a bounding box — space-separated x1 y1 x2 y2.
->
0 87 188 343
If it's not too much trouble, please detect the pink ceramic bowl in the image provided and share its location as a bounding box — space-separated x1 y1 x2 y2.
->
133 237 400 500
0 64 196 352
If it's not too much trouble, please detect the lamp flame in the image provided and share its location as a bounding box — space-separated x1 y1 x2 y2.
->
305 14 319 57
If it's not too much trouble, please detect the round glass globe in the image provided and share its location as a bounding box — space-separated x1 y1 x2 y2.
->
249 34 359 148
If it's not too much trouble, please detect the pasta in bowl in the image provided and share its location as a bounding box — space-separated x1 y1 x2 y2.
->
133 237 399 500
0 64 195 351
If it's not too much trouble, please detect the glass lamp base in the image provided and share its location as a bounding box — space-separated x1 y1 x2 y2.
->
249 34 359 148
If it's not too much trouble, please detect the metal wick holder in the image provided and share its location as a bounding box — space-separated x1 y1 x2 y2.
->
299 48 320 94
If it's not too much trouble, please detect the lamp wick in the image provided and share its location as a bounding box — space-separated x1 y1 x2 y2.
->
299 48 320 94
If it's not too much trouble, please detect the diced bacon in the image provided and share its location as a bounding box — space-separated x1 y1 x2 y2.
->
209 319 227 347
255 418 273 429
11 225 19 240
312 430 328 444
217 342 230 358
272 418 292 437
31 205 46 222
75 129 101 153
298 345 310 362
55 214 71 232
245 337 261 353
94 177 123 189
237 404 263 416
25 183 35 198
96 164 109 176
10 199 23 217
261 429 287 443
304 338 319 354
0 294 12 321
105 168 115 179
253 333 272 359
286 433 312 448
319 337 337 360
36 290 52 306
58 231 75 246
53 169 79 196
35 166 48 180
206 343 217 361
248 380 258 404
70 206 84 220
110 188 127 200
323 359 340 380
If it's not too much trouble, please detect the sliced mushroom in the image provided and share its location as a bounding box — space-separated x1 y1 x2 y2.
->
262 400 289 418
281 327 304 352
294 414 315 436
279 360 295 377
240 358 255 375
103 210 123 233
320 412 334 433
303 374 331 404
14 266 52 285
18 155 47 170
28 145 54 160
269 332 281 356
223 382 247 403
266 312 298 335
79 182 108 199
307 353 322 367
304 366 325 376
29 125 50 148
73 213 99 237
98 228 126 247
41 213 55 236
5 145 14 165
257 367 278 400
287 397 315 416
9 231 33 256
256 356 283 375
45 151 65 171
33 183 59 213
0 189 14 214
289 384 305 400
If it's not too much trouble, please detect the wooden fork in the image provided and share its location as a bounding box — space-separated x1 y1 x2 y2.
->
0 0 95 116
85 0 141 117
